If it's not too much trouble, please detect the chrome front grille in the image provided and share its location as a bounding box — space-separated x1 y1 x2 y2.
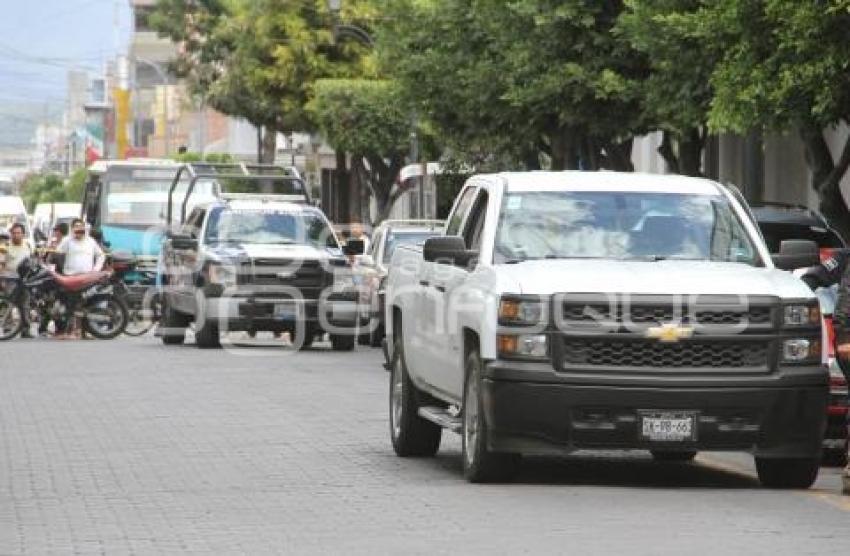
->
241 259 331 299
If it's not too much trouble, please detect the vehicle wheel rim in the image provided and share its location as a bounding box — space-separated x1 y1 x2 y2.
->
464 369 479 467
87 300 122 335
391 357 404 441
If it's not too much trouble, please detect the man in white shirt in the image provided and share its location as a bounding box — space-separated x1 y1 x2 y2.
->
57 219 105 275
55 219 105 339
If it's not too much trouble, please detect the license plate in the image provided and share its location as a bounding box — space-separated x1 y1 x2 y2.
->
639 412 697 442
274 303 298 320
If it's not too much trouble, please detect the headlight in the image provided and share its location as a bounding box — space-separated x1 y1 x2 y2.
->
782 338 821 363
497 333 548 359
207 263 238 287
499 298 545 325
783 304 820 326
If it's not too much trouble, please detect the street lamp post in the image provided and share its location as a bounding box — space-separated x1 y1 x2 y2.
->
133 57 170 156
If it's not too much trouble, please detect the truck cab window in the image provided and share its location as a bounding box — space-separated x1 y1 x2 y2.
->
445 186 478 236
464 191 489 253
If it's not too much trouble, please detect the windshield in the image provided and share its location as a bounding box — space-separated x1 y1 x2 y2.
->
104 178 216 226
204 208 338 248
383 231 441 263
494 191 760 265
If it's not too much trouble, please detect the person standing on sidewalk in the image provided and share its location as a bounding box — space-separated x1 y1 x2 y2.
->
6 223 33 337
801 252 850 495
6 222 32 271
55 219 106 338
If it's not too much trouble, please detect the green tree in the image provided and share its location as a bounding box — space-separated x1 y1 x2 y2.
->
672 1 850 237
151 0 368 163
19 172 87 212
66 168 87 203
377 0 648 171
618 0 716 176
310 79 411 224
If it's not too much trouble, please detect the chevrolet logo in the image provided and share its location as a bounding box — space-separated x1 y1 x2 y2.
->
645 323 694 343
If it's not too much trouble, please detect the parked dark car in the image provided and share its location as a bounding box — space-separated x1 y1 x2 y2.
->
750 202 845 260
751 202 848 466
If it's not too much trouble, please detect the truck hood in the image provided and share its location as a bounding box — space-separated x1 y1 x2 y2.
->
495 259 814 299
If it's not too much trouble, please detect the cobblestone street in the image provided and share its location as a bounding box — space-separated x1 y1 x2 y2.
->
1 337 848 554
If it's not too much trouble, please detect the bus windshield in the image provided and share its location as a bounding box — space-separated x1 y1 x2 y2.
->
103 176 215 227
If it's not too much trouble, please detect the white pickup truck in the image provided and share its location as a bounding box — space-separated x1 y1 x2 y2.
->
385 171 829 487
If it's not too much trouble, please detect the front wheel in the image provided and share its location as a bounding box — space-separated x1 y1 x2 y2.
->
82 295 128 339
0 295 24 340
389 337 441 457
160 297 188 345
755 457 820 489
462 350 521 483
330 333 355 351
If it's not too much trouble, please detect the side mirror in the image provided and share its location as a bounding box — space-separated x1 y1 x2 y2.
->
169 234 198 250
344 238 365 256
423 236 476 267
772 239 820 270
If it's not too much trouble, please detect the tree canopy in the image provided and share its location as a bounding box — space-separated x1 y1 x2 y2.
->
647 0 850 236
377 0 649 171
310 79 412 224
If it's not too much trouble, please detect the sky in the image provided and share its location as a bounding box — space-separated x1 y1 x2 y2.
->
0 0 131 146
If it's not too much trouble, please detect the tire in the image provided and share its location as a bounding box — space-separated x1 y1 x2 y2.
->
82 295 128 339
330 333 355 351
160 297 188 346
462 349 521 483
821 448 848 468
389 337 441 457
293 330 314 350
0 295 24 341
651 450 697 462
370 322 384 348
357 326 371 346
194 319 221 349
755 457 820 489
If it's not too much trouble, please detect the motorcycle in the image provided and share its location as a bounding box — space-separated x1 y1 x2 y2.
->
0 257 128 340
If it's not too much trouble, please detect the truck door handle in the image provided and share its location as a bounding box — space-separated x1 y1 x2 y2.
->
434 285 446 293
419 280 430 287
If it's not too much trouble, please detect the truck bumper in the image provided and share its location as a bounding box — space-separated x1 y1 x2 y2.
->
481 361 828 459
203 295 362 332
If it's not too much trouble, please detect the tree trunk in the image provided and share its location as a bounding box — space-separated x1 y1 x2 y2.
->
582 136 600 171
603 138 634 172
523 147 542 170
550 127 582 170
677 128 705 177
256 126 264 163
334 150 350 225
262 126 277 164
800 124 850 242
658 130 679 173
